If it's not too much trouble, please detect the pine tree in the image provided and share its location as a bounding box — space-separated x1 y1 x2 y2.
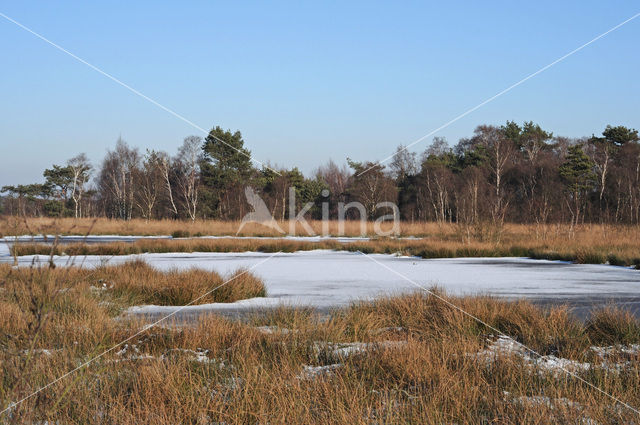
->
559 145 596 226
200 126 254 218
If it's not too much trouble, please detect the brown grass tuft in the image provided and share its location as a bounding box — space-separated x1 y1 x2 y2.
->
586 306 640 346
93 260 266 306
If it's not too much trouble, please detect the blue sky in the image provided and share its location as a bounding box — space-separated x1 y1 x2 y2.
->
1 1 639 185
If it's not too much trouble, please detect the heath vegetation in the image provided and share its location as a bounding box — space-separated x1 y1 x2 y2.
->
1 264 639 423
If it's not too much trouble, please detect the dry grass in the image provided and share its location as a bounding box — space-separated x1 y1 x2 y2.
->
0 216 401 237
3 215 638 239
0 260 265 309
13 223 640 267
1 264 640 423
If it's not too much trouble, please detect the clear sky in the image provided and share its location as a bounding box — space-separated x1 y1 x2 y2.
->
1 1 639 185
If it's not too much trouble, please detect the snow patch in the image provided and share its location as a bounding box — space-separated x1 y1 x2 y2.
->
298 364 343 380
22 348 58 356
161 348 226 366
591 344 640 358
113 344 226 365
316 340 408 359
471 336 591 376
370 326 406 335
503 391 584 410
255 325 295 335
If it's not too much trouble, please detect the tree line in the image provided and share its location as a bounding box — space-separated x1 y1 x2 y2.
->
2 122 639 226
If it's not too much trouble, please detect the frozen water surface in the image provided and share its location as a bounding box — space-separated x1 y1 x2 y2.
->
3 247 639 318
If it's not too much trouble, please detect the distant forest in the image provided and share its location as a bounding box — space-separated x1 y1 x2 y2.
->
2 122 639 226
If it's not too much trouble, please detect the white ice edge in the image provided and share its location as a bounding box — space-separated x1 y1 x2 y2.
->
126 297 286 314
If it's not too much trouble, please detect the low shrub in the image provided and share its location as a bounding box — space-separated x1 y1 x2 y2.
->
607 253 625 266
575 250 606 265
171 230 190 238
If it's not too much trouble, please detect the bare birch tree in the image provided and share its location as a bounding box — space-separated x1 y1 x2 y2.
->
67 154 92 218
473 125 515 224
135 150 163 220
176 136 202 221
156 151 179 218
98 138 140 220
